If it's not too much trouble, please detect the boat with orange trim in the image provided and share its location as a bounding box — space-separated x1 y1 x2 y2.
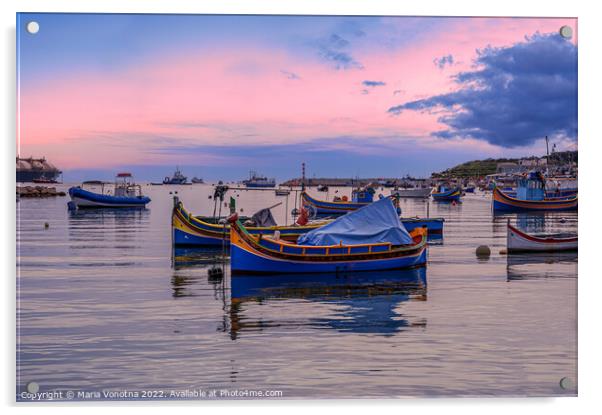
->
492 171 577 213
228 198 428 274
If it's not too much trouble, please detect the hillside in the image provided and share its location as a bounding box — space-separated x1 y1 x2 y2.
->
431 151 577 178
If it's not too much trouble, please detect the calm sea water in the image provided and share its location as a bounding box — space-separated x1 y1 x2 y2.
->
16 184 577 400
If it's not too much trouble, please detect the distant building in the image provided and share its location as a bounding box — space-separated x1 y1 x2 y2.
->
519 158 547 168
496 162 521 174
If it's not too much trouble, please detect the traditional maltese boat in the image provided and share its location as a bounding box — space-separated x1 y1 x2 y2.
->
507 221 577 253
68 173 150 209
172 196 321 246
173 197 444 246
493 171 577 213
229 198 428 274
390 187 432 198
431 185 462 202
300 188 376 216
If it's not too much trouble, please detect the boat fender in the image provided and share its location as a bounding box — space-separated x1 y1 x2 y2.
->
273 231 281 240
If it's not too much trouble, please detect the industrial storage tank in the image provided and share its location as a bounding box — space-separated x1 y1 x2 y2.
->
16 157 62 182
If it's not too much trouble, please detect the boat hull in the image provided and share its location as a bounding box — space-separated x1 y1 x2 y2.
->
432 187 462 201
301 191 370 216
69 187 150 208
172 198 320 246
230 223 428 274
507 223 577 252
391 188 432 198
493 187 577 213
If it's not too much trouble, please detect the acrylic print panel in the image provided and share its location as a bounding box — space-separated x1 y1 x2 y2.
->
16 13 578 401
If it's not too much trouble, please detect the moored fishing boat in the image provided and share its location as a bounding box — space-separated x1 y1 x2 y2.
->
300 187 375 216
391 187 432 198
432 185 462 202
172 196 322 246
68 173 151 209
163 167 189 184
229 198 428 274
242 171 276 188
274 188 291 196
507 220 577 252
492 171 577 213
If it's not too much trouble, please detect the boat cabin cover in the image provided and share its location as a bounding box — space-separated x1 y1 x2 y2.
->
297 197 413 246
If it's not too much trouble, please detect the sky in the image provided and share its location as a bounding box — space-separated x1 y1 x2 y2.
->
17 14 577 182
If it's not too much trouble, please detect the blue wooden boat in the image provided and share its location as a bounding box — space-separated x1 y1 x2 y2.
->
229 198 428 274
300 187 375 216
432 185 462 202
492 171 577 213
173 197 444 246
68 173 150 209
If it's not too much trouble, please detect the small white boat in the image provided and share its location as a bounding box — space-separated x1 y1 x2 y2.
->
391 187 432 198
507 220 577 252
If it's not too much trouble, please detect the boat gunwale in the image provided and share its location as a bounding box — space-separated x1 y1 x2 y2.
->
230 219 427 262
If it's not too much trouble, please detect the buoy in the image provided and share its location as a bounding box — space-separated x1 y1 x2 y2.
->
499 249 507 255
560 217 566 223
44 222 49 229
476 245 491 257
452 200 457 206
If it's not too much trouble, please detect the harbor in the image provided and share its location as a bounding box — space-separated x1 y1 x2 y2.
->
16 181 577 398
15 13 580 402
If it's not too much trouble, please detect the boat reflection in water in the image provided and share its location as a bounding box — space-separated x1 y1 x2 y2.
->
171 246 428 339
506 252 577 281
229 266 427 339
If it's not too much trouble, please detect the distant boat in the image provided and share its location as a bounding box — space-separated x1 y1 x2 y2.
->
242 171 276 188
301 187 375 216
68 173 150 209
463 186 475 193
432 185 462 202
391 187 432 198
229 198 428 274
507 220 577 252
32 178 59 184
163 167 189 185
317 185 328 192
191 177 205 184
274 188 290 196
493 171 577 212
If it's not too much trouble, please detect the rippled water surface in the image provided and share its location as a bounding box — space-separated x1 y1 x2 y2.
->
16 184 577 400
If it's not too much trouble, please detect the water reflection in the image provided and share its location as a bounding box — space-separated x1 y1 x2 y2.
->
506 252 578 281
228 267 427 339
66 208 150 267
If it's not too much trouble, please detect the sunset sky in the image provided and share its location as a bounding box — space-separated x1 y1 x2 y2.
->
17 14 577 181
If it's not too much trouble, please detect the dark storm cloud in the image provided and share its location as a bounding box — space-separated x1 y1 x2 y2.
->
388 33 577 148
